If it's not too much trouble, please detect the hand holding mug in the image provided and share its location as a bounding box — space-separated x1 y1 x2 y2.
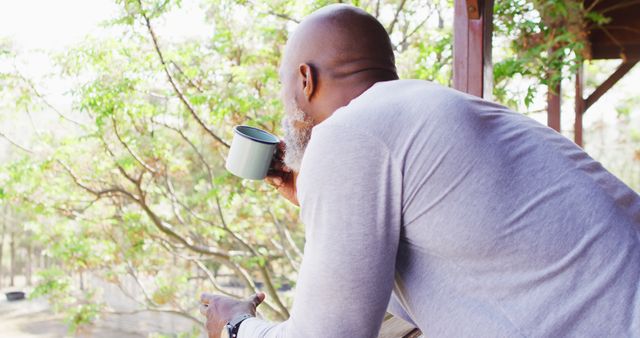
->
225 126 299 206
266 141 299 206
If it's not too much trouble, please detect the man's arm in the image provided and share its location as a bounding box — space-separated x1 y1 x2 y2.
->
240 123 403 337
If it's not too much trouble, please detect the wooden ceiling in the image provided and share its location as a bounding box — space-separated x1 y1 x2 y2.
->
585 0 640 60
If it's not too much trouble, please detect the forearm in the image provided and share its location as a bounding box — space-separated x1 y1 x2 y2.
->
238 318 287 337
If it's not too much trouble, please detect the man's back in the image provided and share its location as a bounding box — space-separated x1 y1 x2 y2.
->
324 79 640 337
240 79 640 337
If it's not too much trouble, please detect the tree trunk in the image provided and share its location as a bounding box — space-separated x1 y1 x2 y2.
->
10 230 15 287
26 241 32 286
0 208 6 289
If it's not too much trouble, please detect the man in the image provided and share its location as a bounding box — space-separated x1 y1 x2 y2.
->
200 4 640 337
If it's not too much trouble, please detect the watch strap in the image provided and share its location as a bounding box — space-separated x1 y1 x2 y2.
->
226 313 253 338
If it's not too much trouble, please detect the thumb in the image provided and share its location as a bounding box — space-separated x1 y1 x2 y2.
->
250 292 266 307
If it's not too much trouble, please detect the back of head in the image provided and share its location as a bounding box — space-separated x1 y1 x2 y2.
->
284 4 398 82
280 4 398 124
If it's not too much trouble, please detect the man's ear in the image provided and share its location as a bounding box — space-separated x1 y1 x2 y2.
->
298 63 315 101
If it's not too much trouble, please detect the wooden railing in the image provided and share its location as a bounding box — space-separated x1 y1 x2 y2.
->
378 315 423 338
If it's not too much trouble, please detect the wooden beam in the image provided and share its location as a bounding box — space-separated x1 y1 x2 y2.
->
547 78 561 132
547 84 561 132
590 44 640 60
378 316 421 338
453 0 471 94
481 0 493 98
586 0 640 60
585 60 638 110
575 63 584 147
546 46 561 132
453 0 494 98
467 0 480 19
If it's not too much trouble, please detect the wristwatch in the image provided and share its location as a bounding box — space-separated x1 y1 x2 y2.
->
222 313 253 338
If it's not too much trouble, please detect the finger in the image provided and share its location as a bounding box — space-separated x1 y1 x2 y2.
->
264 176 276 186
200 292 213 304
277 140 286 152
248 292 266 307
199 303 208 316
265 176 283 187
266 168 286 177
269 159 285 172
266 170 281 178
274 141 286 160
270 156 291 173
274 147 285 160
276 162 291 173
266 169 289 181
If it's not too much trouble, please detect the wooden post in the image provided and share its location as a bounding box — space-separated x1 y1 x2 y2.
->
574 63 584 146
453 0 494 98
547 70 561 131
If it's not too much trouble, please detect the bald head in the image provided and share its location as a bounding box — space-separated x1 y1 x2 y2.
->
279 5 398 125
283 4 397 81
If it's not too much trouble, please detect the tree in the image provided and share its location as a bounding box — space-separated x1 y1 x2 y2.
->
0 0 453 333
0 0 634 335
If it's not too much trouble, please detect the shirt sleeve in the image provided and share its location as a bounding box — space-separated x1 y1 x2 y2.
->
239 123 403 337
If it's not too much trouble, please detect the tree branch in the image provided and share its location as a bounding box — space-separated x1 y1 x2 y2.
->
214 196 290 318
394 11 432 52
387 0 408 35
104 308 204 328
247 1 300 24
170 61 205 93
14 69 87 128
137 2 230 149
154 119 214 183
57 159 137 200
111 116 157 174
0 130 34 154
267 208 302 266
160 179 290 318
99 135 142 186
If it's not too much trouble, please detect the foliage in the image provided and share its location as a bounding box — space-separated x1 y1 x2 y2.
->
0 0 456 334
492 0 608 111
0 0 636 336
30 267 103 332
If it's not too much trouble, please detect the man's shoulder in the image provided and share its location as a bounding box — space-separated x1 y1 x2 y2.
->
330 79 475 125
318 79 476 146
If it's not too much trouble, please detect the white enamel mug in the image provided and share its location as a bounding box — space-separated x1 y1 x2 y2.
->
225 125 280 180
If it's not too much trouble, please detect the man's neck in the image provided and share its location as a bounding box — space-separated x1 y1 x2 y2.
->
322 76 396 121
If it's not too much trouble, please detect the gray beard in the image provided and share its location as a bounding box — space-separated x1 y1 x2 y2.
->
282 104 313 172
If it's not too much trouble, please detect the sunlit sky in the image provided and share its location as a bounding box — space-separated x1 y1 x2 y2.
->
0 0 211 156
0 0 116 50
0 0 216 50
1 0 638 179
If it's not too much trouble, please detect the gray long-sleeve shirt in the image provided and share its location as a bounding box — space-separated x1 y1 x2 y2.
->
240 80 640 337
